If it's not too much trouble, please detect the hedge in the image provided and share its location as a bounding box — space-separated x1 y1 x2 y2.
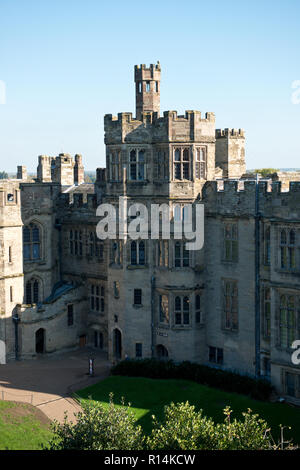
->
111 359 273 401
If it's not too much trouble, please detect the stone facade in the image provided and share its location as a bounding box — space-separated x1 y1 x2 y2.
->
0 64 299 405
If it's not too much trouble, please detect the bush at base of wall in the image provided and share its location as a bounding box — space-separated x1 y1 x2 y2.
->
111 359 273 401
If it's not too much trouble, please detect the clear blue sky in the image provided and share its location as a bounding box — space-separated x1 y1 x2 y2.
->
0 0 299 172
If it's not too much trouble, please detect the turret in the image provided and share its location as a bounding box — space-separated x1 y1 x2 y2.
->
134 62 161 120
215 128 246 179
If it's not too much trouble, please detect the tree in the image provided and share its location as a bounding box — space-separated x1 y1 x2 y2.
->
253 168 279 178
47 393 144 450
0 171 8 179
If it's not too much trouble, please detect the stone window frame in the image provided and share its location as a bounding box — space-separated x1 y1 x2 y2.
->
69 229 83 257
208 346 224 365
279 226 297 271
133 288 142 306
277 292 300 350
67 304 74 327
195 147 207 180
262 224 271 266
110 240 123 266
109 150 121 182
222 220 238 263
174 240 190 268
172 146 192 181
282 369 300 398
173 294 190 327
90 283 105 313
88 231 104 261
155 148 169 181
262 285 271 341
129 239 146 266
25 277 41 305
128 148 146 181
222 278 239 332
135 342 143 358
23 221 43 263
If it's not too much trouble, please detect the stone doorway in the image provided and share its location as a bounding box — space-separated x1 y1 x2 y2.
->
113 329 122 359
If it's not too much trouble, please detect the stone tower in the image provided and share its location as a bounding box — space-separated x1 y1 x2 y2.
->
134 62 161 120
0 182 24 363
215 128 246 179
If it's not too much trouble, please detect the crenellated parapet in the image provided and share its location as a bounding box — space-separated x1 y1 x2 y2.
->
203 180 300 219
37 153 85 185
215 128 246 179
104 109 216 145
57 192 97 211
216 128 245 139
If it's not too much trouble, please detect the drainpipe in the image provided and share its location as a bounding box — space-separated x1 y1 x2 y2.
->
151 276 155 358
54 219 62 282
255 174 261 377
12 313 20 361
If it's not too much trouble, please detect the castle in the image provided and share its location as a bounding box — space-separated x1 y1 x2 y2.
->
0 63 299 404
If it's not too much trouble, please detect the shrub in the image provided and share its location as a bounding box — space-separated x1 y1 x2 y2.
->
47 393 144 450
111 359 273 401
147 402 276 450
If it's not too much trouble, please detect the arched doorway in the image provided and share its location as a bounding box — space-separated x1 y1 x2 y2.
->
156 344 168 360
35 328 45 354
113 329 122 359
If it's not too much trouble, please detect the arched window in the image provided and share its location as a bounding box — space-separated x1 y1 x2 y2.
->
156 344 168 359
23 223 41 261
26 279 40 304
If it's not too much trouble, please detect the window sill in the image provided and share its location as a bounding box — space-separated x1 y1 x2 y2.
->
172 325 192 330
222 327 239 334
133 304 143 308
127 180 149 185
127 264 148 270
221 259 238 265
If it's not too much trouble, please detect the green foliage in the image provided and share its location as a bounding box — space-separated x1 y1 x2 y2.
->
47 393 144 450
47 395 295 450
111 359 273 401
0 171 8 179
147 402 283 450
253 168 279 177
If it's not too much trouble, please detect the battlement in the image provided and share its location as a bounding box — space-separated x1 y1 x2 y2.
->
57 192 97 210
203 179 300 198
37 153 85 185
216 128 245 138
104 109 216 144
134 62 161 72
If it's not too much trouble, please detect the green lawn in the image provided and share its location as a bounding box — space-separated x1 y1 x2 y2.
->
77 376 300 445
0 401 53 450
